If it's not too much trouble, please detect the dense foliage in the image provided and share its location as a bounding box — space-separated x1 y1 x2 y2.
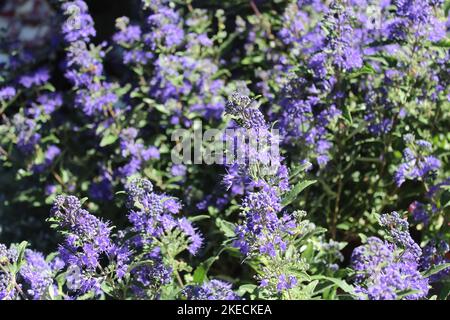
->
0 0 449 300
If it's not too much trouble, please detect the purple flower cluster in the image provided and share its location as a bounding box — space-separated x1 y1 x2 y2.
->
125 178 203 256
408 201 429 225
113 1 228 123
351 237 428 300
276 77 339 167
0 244 18 300
395 134 441 186
50 195 114 294
234 182 295 257
19 250 62 300
183 280 240 300
12 114 41 155
312 1 363 75
222 93 312 295
117 128 160 178
33 145 61 174
225 92 268 130
386 0 446 42
0 86 16 101
420 240 450 282
19 68 50 89
351 212 429 300
264 1 364 167
379 211 422 259
62 0 118 116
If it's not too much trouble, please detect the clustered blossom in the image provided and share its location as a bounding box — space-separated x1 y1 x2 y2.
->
0 178 204 299
18 68 50 89
223 92 312 295
12 114 41 154
234 182 295 257
408 201 429 225
0 0 448 301
117 128 160 178
19 250 60 300
113 1 228 123
275 76 339 167
266 0 363 167
183 280 240 300
420 240 450 282
386 0 446 42
33 145 61 173
223 92 288 188
311 1 363 75
0 86 16 101
395 134 441 187
50 195 115 294
0 244 18 300
125 178 203 256
351 213 429 300
225 92 268 130
62 0 118 116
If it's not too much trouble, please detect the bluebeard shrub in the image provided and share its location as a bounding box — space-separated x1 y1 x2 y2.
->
0 0 448 300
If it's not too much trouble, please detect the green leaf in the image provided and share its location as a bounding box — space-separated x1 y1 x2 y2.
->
219 32 238 55
237 284 257 296
143 98 170 114
348 64 376 79
432 38 450 48
192 266 206 284
438 282 450 300
192 252 223 284
188 215 210 222
397 289 420 299
422 263 450 278
281 180 316 207
309 275 355 295
289 162 312 180
128 259 155 272
99 134 118 147
216 218 236 238
303 280 319 296
14 241 29 272
440 190 450 208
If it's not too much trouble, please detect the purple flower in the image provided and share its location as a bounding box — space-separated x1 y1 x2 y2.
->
0 244 19 300
351 237 428 300
125 178 203 255
18 68 50 88
183 280 240 300
395 135 441 186
61 0 96 42
20 250 55 300
0 86 16 101
113 18 142 45
420 240 450 282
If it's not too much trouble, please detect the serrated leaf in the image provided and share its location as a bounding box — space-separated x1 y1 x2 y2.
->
216 218 236 238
